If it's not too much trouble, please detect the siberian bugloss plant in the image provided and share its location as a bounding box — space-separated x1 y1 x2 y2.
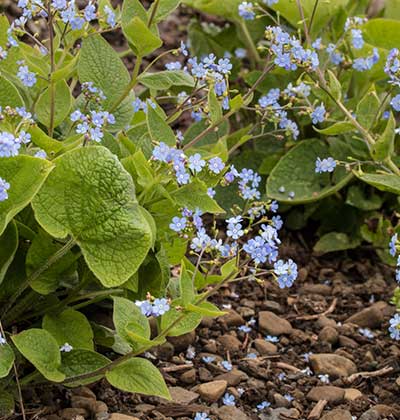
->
0 0 298 412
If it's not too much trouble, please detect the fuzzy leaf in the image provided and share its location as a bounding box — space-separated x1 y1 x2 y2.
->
0 75 23 108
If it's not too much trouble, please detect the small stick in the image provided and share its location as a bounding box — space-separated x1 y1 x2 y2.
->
276 362 301 373
292 298 337 321
161 364 193 373
308 400 327 419
346 366 394 383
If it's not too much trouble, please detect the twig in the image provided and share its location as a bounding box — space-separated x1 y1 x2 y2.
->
308 399 327 419
291 298 337 321
276 362 301 373
161 364 193 373
346 366 394 383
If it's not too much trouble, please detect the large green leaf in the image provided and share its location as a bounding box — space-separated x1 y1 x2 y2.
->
0 221 18 285
314 232 361 254
138 70 195 90
26 231 78 294
147 105 176 146
106 357 170 399
0 343 14 378
78 34 134 130
363 19 400 50
123 17 162 57
43 309 94 350
12 329 65 382
35 80 73 128
32 147 152 287
161 298 202 336
0 75 23 108
356 90 380 130
0 156 54 236
354 171 400 194
267 139 353 204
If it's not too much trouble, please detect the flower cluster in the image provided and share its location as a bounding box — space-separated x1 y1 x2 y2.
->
0 178 10 202
17 61 37 88
389 313 400 340
135 297 170 317
315 157 337 174
70 109 115 143
238 2 255 20
385 48 400 86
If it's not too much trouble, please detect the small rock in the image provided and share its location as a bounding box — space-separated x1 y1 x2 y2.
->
345 305 383 328
169 386 199 404
258 311 293 336
307 386 345 403
338 335 359 349
217 406 251 420
71 387 97 399
301 284 332 296
237 306 255 318
70 396 97 413
344 388 363 401
260 408 300 420
94 401 108 414
218 334 242 352
167 331 196 351
274 393 291 408
316 316 337 329
215 370 247 386
310 353 357 378
198 380 227 402
109 415 140 420
180 368 197 384
374 404 399 417
359 409 380 420
199 367 213 382
321 409 353 420
262 300 283 314
220 310 245 327
319 326 339 344
254 338 277 355
154 342 175 360
203 340 217 353
59 408 89 419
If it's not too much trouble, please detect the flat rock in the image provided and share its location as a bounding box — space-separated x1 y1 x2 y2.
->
319 326 339 344
316 316 337 329
217 406 251 420
169 386 199 404
220 310 245 327
198 380 227 402
260 408 300 420
180 368 196 384
254 338 278 355
344 388 363 401
345 305 383 328
310 353 357 378
167 331 196 351
307 386 345 403
359 408 381 420
215 370 247 386
301 284 332 296
258 311 293 335
59 408 89 419
321 409 353 420
109 415 140 420
218 334 242 352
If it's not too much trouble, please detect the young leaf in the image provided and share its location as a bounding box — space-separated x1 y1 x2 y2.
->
327 70 342 101
161 298 202 336
12 329 65 382
43 309 94 350
363 18 400 49
28 125 65 155
186 302 227 317
123 17 162 57
314 232 361 254
356 90 380 130
0 343 15 378
147 105 176 146
152 0 181 22
314 121 354 135
371 112 395 161
106 357 171 400
32 147 152 287
0 75 23 108
179 260 195 305
35 80 73 128
0 221 18 285
208 88 222 124
138 70 195 90
0 155 54 236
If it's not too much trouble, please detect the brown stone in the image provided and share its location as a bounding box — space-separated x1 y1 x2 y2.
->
345 305 383 328
59 408 89 419
309 353 357 378
316 316 337 329
254 338 278 355
70 396 97 413
307 386 345 403
338 335 359 348
321 409 353 420
319 326 339 344
220 310 245 327
169 386 199 404
109 415 140 420
258 311 293 336
215 370 247 386
198 380 227 402
344 388 363 401
180 368 197 384
218 334 241 352
167 331 196 351
217 406 251 420
301 284 332 296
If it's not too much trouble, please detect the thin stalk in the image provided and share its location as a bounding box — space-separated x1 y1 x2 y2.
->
296 0 311 45
47 3 56 137
308 0 320 35
147 0 161 27
238 20 261 67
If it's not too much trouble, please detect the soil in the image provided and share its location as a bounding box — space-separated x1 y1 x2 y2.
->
3 2 400 420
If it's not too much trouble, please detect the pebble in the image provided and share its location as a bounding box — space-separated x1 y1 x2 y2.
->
359 408 381 420
262 300 283 314
59 408 89 419
70 396 97 413
220 310 245 327
307 386 345 403
180 368 197 384
301 284 332 296
260 408 300 420
338 335 359 348
316 316 337 329
273 393 291 408
319 326 339 344
215 370 247 386
197 380 227 402
345 305 383 328
344 388 363 401
109 415 140 420
167 331 196 351
216 406 251 420
218 334 242 352
258 311 293 335
168 386 199 404
254 338 278 354
320 409 353 420
309 353 357 378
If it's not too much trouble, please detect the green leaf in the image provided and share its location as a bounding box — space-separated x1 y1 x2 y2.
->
267 139 353 204
346 185 382 211
327 70 342 101
179 260 195 305
61 349 110 386
32 147 152 287
0 75 23 108
353 171 400 194
363 19 400 50
26 231 78 294
356 90 380 130
78 34 134 130
314 232 361 254
0 155 54 236
147 105 176 146
106 357 170 400
138 70 195 90
153 0 181 21
113 296 150 350
372 112 395 161
28 125 65 155
0 343 15 378
314 121 354 135
121 0 149 28
171 179 225 213
35 80 73 128
186 302 226 317
0 391 14 417
183 0 243 19
0 221 18 285
123 17 162 57
12 329 65 382
208 88 222 124
161 299 202 336
43 309 94 350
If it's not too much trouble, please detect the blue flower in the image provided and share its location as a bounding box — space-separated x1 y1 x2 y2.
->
170 216 187 232
152 298 170 316
208 157 225 174
259 88 280 108
217 58 233 74
0 333 6 345
359 328 374 339
311 103 326 124
135 300 153 316
165 61 182 71
389 313 400 340
34 149 47 159
238 2 255 20
222 393 235 406
17 63 36 87
265 335 279 343
246 352 257 359
235 48 247 58
180 41 188 56
51 0 66 10
220 360 233 371
202 356 215 363
391 94 400 112
0 177 10 201
385 48 400 86
194 413 210 420
207 187 216 198
60 343 73 352
312 38 322 49
353 48 379 71
0 132 20 157
274 259 298 288
188 153 206 173
351 29 364 49
257 401 271 410
176 170 190 185
389 234 398 257
70 110 83 122
104 6 116 27
84 3 97 21
315 157 336 173
227 223 244 240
